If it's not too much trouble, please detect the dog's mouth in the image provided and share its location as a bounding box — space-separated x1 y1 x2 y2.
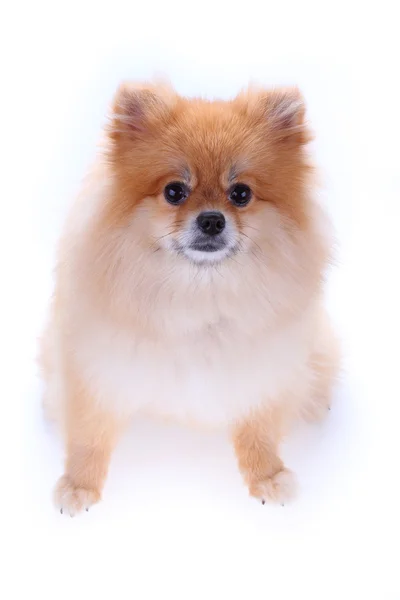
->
189 238 227 253
172 238 238 265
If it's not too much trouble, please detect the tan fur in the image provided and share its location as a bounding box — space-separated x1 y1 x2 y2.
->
40 81 339 515
53 370 125 515
233 405 295 504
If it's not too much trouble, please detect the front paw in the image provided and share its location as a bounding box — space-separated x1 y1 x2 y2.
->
54 474 101 517
248 468 297 505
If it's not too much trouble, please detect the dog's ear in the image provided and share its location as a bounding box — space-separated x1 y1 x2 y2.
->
266 87 306 134
239 86 311 144
109 81 176 141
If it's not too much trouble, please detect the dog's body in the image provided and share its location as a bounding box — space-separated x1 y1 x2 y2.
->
41 82 339 515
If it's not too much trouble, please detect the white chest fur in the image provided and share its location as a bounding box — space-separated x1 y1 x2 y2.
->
73 307 314 427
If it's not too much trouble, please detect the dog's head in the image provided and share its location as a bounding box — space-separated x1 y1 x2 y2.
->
91 82 330 327
106 82 317 260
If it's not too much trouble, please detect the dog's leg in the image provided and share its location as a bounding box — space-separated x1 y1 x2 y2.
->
54 379 124 516
301 320 340 423
232 406 296 505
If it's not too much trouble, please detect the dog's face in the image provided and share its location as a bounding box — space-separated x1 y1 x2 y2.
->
91 82 330 329
106 83 315 268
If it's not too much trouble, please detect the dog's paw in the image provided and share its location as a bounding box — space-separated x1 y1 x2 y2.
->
54 474 101 517
249 468 297 505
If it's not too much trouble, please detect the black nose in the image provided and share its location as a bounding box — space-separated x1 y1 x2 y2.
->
196 211 226 236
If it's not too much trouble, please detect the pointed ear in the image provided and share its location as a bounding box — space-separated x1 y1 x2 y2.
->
267 87 305 131
108 81 176 141
241 86 311 144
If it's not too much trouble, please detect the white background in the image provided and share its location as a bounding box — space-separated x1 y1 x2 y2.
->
2 0 400 598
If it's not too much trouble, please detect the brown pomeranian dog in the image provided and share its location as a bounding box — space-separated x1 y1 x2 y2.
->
40 81 339 515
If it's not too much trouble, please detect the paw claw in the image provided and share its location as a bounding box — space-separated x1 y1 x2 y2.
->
301 398 332 423
250 468 297 505
54 474 100 517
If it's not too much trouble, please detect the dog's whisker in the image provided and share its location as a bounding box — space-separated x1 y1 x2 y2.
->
151 229 176 251
240 232 264 256
242 223 261 234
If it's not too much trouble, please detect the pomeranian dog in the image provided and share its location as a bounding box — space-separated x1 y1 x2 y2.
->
40 81 339 515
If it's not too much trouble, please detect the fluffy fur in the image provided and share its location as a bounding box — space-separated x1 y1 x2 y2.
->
40 81 339 515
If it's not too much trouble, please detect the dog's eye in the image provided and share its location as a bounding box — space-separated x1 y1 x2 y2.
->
164 182 188 205
229 184 252 207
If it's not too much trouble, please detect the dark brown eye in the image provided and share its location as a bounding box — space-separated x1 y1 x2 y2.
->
229 184 252 207
164 182 188 205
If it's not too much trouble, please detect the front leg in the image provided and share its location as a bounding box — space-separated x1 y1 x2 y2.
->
232 406 296 505
54 379 124 516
